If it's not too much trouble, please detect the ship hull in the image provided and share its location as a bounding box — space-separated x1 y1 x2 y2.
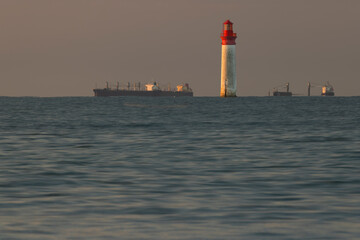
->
94 89 193 97
273 91 292 96
321 92 335 96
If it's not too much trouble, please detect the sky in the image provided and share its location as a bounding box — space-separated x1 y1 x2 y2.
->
0 0 359 97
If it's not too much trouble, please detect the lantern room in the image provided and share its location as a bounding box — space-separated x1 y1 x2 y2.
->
223 20 233 32
221 20 237 45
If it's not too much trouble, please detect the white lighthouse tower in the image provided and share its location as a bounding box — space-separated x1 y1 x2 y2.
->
220 20 237 97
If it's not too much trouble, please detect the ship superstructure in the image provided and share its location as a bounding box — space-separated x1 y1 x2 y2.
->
321 81 335 96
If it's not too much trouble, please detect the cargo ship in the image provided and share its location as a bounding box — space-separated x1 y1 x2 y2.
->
307 81 335 96
272 82 292 96
94 82 193 97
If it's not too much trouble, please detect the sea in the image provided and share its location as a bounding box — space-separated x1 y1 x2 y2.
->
0 96 359 240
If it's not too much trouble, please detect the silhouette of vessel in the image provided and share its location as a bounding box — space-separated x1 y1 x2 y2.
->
273 83 292 96
94 82 193 97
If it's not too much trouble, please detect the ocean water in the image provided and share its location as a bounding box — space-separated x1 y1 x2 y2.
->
0 96 359 240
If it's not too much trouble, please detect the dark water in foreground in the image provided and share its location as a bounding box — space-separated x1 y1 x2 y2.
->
0 97 359 240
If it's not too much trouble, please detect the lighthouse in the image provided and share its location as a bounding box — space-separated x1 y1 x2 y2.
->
220 20 237 97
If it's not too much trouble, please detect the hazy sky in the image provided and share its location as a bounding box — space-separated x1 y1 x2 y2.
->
1 0 359 96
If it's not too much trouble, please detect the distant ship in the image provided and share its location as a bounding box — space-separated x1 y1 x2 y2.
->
321 81 335 96
307 81 335 96
93 82 193 97
272 82 292 96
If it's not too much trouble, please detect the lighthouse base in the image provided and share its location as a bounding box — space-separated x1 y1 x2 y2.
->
220 92 236 97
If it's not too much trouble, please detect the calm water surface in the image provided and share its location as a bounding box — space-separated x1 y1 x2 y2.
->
0 97 359 239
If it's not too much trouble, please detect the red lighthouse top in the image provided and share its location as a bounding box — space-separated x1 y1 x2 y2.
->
221 20 237 45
